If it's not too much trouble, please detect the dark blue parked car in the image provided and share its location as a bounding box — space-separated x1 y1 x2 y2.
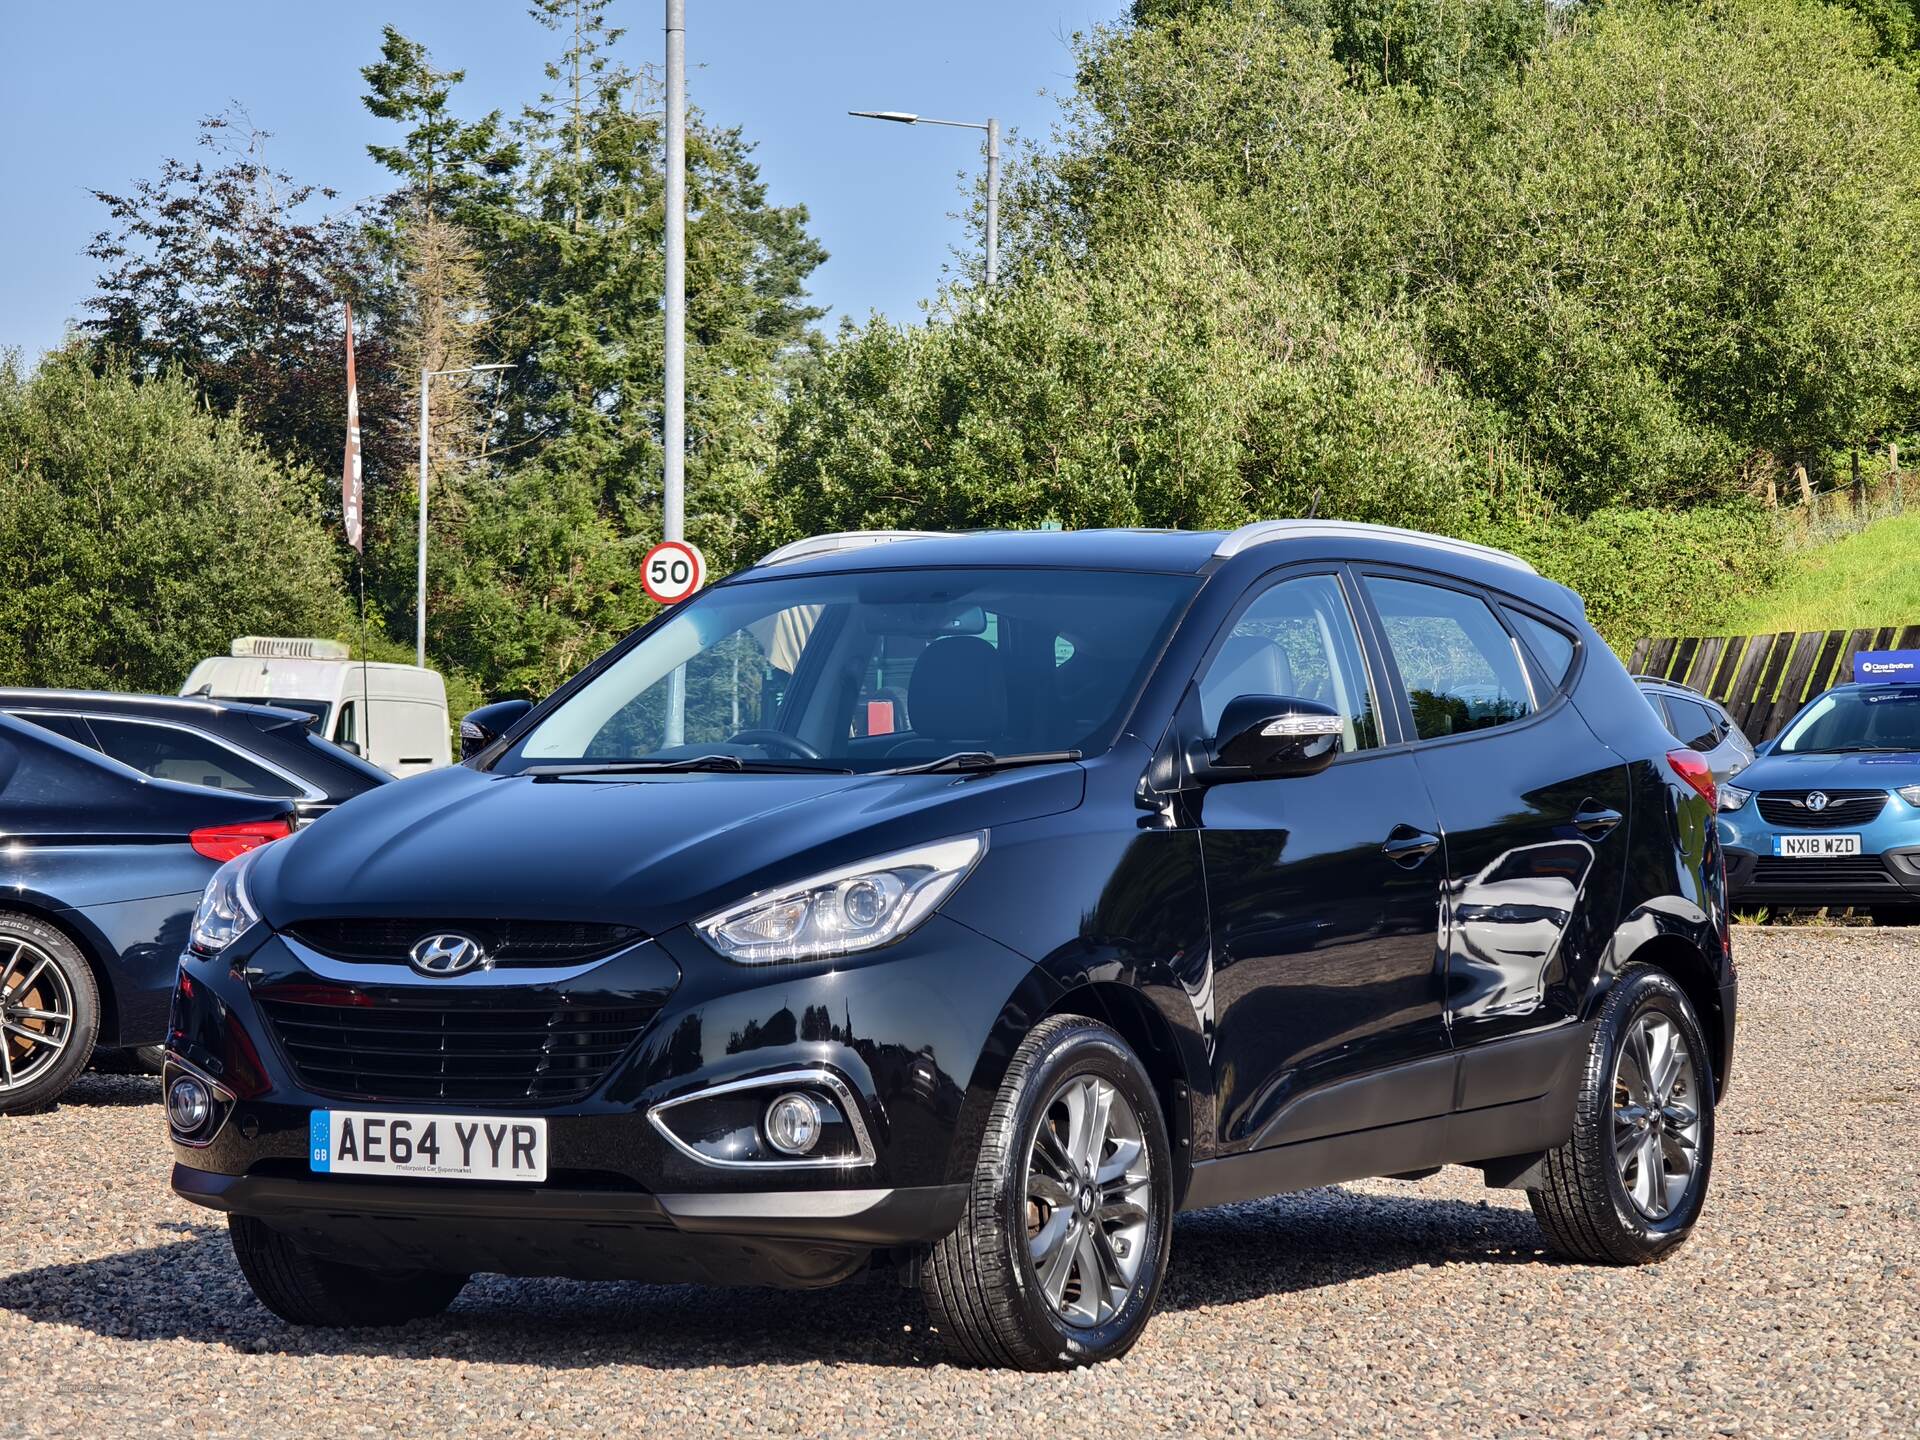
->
167 523 1734 1368
0 711 301 1111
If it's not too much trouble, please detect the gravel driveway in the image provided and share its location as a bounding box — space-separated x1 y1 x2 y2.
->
3 927 1915 1439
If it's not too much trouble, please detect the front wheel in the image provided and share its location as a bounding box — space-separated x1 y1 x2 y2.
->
921 1015 1173 1370
228 1216 468 1327
1529 966 1716 1264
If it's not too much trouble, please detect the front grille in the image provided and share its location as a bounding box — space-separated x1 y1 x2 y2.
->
1755 790 1887 829
1750 855 1894 887
257 988 658 1104
289 918 644 966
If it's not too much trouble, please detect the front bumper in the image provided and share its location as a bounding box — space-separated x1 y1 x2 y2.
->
167 916 1039 1283
173 1166 965 1287
1721 844 1920 906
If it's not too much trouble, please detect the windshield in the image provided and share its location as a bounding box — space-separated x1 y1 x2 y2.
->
1775 687 1920 753
499 567 1197 774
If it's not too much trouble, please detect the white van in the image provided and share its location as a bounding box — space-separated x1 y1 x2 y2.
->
181 638 451 777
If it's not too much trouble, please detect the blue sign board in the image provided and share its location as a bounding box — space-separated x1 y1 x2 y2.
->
1853 650 1920 684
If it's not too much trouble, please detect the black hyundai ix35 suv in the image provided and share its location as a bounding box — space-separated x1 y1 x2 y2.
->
167 521 1734 1369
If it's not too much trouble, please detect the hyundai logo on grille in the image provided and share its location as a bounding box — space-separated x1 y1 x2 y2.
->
408 933 489 976
1805 791 1830 812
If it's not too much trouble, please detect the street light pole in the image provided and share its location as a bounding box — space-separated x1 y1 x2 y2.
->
663 0 689 746
417 363 514 669
848 110 1000 286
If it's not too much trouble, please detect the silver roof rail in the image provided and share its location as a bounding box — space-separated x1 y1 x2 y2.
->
756 530 950 568
1212 520 1536 574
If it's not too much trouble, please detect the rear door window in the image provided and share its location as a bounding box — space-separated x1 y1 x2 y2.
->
1365 577 1534 740
83 717 299 797
1663 696 1722 752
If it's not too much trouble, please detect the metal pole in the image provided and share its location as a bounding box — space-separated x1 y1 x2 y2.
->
663 0 688 747
663 0 686 546
985 117 999 287
416 367 429 669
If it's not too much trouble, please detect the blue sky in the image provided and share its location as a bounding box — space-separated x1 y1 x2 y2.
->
0 0 1120 363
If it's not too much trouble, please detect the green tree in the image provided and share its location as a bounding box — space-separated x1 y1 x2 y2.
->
0 353 349 691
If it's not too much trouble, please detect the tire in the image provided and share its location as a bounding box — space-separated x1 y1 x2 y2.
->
228 1215 468 1327
1528 965 1716 1264
0 912 100 1114
921 1014 1174 1370
90 1044 167 1077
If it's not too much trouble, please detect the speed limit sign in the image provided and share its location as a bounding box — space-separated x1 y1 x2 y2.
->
641 540 706 605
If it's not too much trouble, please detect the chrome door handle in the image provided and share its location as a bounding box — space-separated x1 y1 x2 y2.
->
1382 825 1440 867
1574 801 1624 839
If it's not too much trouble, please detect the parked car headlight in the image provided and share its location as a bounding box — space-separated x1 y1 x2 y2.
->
696 833 987 964
189 848 264 955
1898 785 1920 808
1717 784 1752 813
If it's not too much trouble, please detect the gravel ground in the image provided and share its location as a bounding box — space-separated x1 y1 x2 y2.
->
3 927 1916 1439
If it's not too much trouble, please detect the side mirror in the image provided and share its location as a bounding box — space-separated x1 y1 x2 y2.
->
1208 695 1343 781
460 698 535 761
335 739 363 757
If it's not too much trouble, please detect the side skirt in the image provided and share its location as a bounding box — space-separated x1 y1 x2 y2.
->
1179 1024 1589 1212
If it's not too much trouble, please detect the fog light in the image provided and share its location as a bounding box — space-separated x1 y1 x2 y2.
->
764 1092 823 1156
167 1075 213 1135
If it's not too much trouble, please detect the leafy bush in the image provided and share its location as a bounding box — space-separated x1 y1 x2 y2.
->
0 353 348 692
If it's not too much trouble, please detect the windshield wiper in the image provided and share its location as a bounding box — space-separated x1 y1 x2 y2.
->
523 755 852 777
1795 745 1918 754
881 749 1083 776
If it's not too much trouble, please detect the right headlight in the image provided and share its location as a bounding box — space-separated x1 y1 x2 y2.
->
1716 784 1752 813
695 832 987 964
188 848 265 955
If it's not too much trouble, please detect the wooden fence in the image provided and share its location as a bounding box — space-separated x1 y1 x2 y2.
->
1627 626 1920 742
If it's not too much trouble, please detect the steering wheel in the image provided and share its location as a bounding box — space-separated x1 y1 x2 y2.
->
725 729 825 761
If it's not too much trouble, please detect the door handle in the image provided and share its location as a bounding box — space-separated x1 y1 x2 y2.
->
1574 800 1624 839
1381 825 1441 867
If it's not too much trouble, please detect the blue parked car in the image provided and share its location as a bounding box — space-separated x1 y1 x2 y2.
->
0 712 302 1111
1717 680 1920 919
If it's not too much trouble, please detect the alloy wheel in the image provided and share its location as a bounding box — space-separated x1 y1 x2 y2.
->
0 937 74 1093
1611 1010 1702 1221
1023 1073 1153 1328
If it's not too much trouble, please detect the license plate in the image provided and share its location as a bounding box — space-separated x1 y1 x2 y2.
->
1774 834 1862 858
309 1110 547 1182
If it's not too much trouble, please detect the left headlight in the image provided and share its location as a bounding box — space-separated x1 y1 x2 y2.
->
695 832 987 964
1898 785 1920 808
189 848 265 955
1717 784 1752 813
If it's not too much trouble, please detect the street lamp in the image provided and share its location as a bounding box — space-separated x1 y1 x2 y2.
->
849 109 1000 286
418 362 514 668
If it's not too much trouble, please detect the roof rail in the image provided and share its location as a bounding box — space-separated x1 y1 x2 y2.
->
1212 520 1536 575
756 530 948 567
1632 673 1708 697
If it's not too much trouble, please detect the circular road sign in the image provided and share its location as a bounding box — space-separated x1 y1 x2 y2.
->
641 540 706 605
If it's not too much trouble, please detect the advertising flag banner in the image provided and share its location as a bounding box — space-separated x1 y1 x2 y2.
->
342 302 364 554
1853 651 1920 684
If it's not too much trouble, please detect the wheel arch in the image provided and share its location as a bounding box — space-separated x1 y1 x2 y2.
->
1615 932 1726 1096
0 898 120 1046
1040 981 1197 1205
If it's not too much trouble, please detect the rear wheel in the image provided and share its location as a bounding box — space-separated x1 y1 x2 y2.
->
228 1215 468 1327
921 1015 1172 1370
0 914 99 1114
1529 966 1715 1264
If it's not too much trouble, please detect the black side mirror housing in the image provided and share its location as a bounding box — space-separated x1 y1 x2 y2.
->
335 738 363 757
1207 695 1343 781
460 698 535 761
